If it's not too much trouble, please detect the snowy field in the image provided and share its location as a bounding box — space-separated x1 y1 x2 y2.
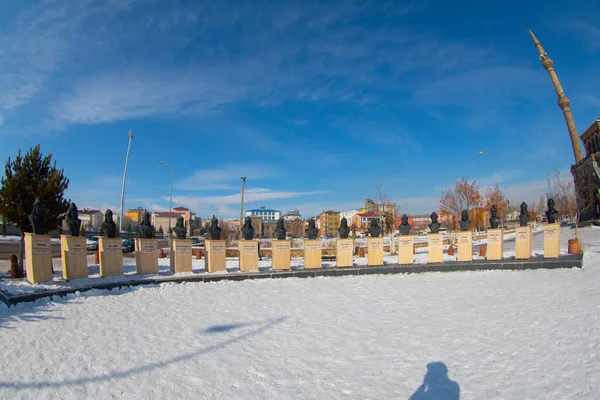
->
0 227 598 399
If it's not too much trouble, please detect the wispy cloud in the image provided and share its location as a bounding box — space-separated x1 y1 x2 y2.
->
176 164 282 191
565 18 600 51
478 169 524 187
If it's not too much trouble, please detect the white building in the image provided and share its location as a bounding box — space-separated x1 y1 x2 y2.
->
245 207 281 221
340 209 359 223
79 209 104 230
283 209 302 221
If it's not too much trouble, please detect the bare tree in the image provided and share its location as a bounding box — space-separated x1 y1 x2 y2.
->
375 183 398 255
547 168 577 218
440 178 482 231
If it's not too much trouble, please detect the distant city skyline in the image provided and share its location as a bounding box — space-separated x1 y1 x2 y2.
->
1 0 599 218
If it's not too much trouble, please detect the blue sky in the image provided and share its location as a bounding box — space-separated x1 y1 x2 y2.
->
1 0 599 219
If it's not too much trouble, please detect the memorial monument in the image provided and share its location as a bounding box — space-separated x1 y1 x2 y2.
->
135 210 158 274
459 210 470 232
515 202 532 259
239 217 258 271
397 214 413 264
25 197 53 283
205 215 226 272
367 218 383 265
272 218 291 269
61 203 88 280
428 212 443 263
336 218 353 267
99 209 123 277
274 218 287 240
487 205 503 261
544 198 560 258
170 216 192 273
304 218 321 269
305 218 319 240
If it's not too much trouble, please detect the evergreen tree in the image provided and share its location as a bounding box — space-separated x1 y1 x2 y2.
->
0 145 70 275
1 214 6 237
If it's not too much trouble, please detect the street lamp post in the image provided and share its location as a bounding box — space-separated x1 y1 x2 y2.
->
239 177 247 240
158 161 175 240
119 130 134 234
472 151 484 232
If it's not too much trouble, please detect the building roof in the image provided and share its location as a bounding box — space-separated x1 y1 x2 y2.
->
173 207 190 211
79 209 101 215
153 211 187 218
321 210 339 214
357 211 378 217
246 208 280 213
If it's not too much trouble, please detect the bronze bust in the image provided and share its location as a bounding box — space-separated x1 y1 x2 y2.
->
274 218 286 240
519 202 529 227
545 198 559 224
368 218 382 237
139 210 154 239
208 215 221 240
28 196 45 234
305 218 319 240
241 216 255 240
489 205 500 229
66 202 82 236
429 212 440 234
102 209 117 238
399 214 411 235
338 217 350 239
459 210 470 232
173 216 187 239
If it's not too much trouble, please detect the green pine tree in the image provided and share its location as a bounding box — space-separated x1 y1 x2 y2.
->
0 145 70 275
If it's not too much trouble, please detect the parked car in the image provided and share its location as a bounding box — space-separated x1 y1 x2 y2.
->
122 238 135 253
86 236 99 250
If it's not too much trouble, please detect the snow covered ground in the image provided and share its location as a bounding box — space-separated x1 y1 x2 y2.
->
0 227 597 398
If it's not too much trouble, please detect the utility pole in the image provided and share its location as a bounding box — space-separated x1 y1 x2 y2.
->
119 130 134 234
239 176 247 239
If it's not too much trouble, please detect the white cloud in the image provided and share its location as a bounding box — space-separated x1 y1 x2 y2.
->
176 164 282 191
478 169 524 187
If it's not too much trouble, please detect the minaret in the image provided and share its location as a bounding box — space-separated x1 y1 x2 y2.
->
526 25 584 163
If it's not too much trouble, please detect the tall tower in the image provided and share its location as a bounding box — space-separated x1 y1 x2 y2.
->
526 26 584 164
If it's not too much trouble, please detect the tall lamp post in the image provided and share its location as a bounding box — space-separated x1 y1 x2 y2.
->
239 176 247 239
119 130 134 234
158 160 175 240
472 151 484 231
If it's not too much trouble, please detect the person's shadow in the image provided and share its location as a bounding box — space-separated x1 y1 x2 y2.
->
409 362 460 400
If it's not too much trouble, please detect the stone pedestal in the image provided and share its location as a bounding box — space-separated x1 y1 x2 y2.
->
99 237 123 277
135 239 159 275
304 240 322 269
170 239 192 273
544 223 560 259
397 236 414 264
61 235 88 280
457 232 473 262
272 240 291 270
428 233 443 263
515 226 532 259
205 240 227 272
487 229 504 261
25 233 53 284
239 240 258 272
336 238 354 267
367 237 384 266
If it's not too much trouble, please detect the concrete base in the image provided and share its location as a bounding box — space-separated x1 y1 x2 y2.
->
239 240 259 272
397 236 414 265
487 229 503 261
25 233 53 284
515 226 532 260
367 237 384 266
544 223 560 259
457 232 473 262
60 235 88 280
205 240 227 272
428 233 443 263
336 239 354 267
304 240 322 269
272 240 291 270
171 239 192 273
135 239 159 275
99 237 123 277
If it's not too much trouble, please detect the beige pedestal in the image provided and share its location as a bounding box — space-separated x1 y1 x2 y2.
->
99 237 123 277
61 235 88 280
171 239 192 273
428 233 443 263
544 223 560 259
25 233 53 284
457 232 473 262
135 239 159 275
487 229 504 261
205 240 227 272
397 236 414 264
239 240 259 272
367 237 384 266
336 239 354 267
272 240 291 270
515 226 532 259
304 240 322 269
